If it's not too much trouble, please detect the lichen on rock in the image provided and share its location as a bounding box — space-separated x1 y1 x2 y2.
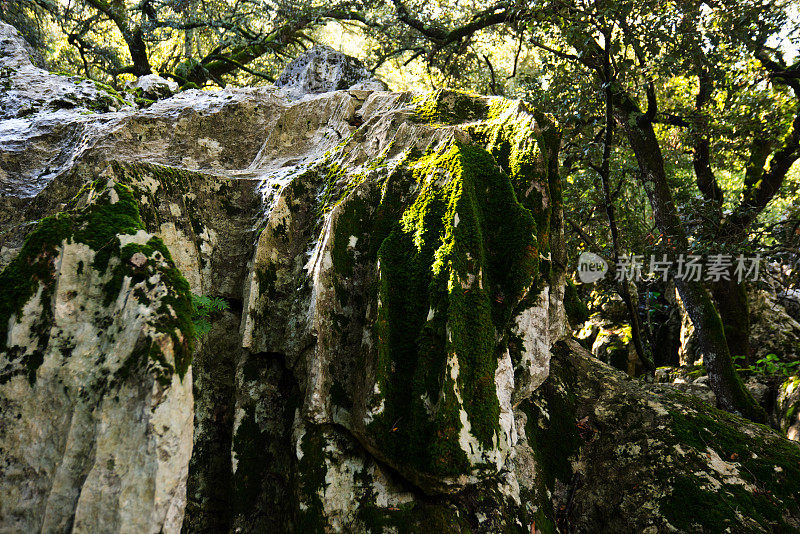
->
0 177 195 533
1 21 798 532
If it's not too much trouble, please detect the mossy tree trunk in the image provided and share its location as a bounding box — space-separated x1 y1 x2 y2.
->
710 276 752 362
609 87 767 422
690 66 752 364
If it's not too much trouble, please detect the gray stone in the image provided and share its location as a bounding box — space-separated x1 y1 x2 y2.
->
776 376 800 441
543 340 800 532
132 74 179 100
275 45 387 99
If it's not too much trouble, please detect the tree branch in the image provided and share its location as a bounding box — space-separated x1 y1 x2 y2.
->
691 64 723 210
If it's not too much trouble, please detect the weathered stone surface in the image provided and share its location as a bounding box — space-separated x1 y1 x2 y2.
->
776 376 800 441
132 74 179 100
544 340 800 533
2 20 799 533
239 89 564 497
0 181 195 533
1 22 564 529
748 287 800 362
0 23 134 199
275 45 387 99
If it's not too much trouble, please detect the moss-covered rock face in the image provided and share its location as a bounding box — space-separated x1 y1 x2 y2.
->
3 26 798 532
242 89 564 495
0 179 195 533
549 339 800 533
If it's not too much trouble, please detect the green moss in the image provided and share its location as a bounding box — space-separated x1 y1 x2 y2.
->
75 182 144 271
686 366 707 379
0 214 73 361
469 97 559 255
0 179 194 385
91 79 131 106
295 427 329 533
663 397 800 530
146 236 195 378
412 90 489 125
357 501 471 533
564 279 589 325
330 195 369 277
109 160 210 256
368 139 542 477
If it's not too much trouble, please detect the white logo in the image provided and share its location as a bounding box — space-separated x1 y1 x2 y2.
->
577 252 608 283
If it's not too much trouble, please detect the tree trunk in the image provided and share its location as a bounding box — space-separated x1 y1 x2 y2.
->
85 0 152 76
124 27 151 76
597 38 652 373
676 279 763 421
610 88 766 422
710 277 752 363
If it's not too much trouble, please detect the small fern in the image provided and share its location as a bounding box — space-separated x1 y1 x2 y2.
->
191 293 230 337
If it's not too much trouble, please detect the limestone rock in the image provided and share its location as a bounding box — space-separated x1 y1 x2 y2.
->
541 340 800 532
275 45 387 99
748 287 800 362
0 182 195 533
1 26 566 526
132 74 179 100
2 19 799 533
776 376 800 441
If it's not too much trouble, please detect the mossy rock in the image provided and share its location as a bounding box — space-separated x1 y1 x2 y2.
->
239 89 563 497
0 177 195 386
547 339 800 533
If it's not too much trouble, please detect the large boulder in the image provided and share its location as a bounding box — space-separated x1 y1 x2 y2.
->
275 45 387 98
0 180 195 533
1 21 799 533
776 376 800 441
543 340 800 532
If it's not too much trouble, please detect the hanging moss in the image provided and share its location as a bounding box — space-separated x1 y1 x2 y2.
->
368 139 542 477
469 97 559 253
0 214 73 359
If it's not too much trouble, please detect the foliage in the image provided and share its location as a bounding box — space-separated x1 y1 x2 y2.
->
734 354 800 377
0 0 372 88
191 293 230 337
